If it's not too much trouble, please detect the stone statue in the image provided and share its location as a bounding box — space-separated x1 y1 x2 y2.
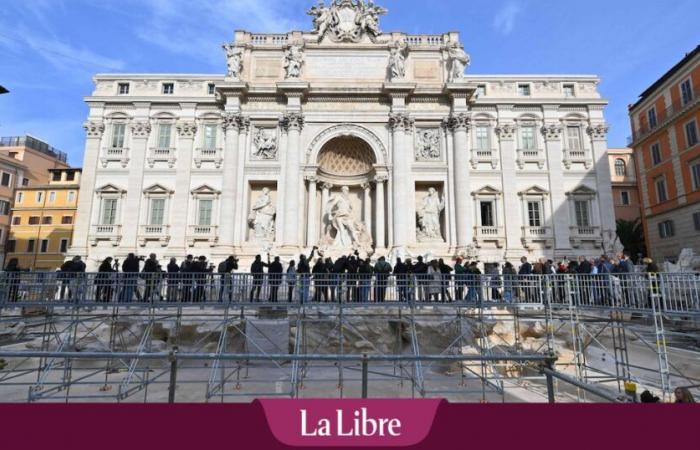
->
359 0 387 37
415 129 441 160
249 188 276 241
417 188 445 242
284 44 304 79
252 129 278 159
322 186 373 254
388 40 407 80
307 1 333 37
222 43 243 80
448 43 470 82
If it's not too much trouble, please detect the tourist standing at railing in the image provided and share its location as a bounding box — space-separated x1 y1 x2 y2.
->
346 254 360 303
266 256 283 303
142 254 162 302
413 256 428 301
286 260 297 303
96 257 116 302
518 257 532 302
404 258 415 302
297 247 316 304
250 255 265 302
374 256 392 303
4 258 23 302
674 387 696 403
393 258 409 302
312 257 329 303
426 260 441 302
453 258 466 301
358 258 372 302
502 262 516 302
466 262 481 302
180 255 194 302
191 256 211 302
438 259 453 302
120 253 141 303
166 258 180 302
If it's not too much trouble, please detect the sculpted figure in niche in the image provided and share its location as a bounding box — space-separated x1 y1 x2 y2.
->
417 188 445 241
249 188 276 241
222 43 243 80
388 40 407 80
448 43 470 82
253 129 278 159
322 186 373 254
284 44 304 79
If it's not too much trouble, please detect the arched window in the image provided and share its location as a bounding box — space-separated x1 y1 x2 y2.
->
615 159 627 176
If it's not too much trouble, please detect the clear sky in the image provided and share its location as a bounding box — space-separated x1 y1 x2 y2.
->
0 0 698 166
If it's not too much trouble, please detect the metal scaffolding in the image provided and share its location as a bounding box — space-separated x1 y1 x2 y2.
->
0 272 698 403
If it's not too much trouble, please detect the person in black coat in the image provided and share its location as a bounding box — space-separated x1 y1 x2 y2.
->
120 253 141 302
393 258 408 302
266 256 284 303
96 257 116 302
331 256 347 302
312 258 329 302
142 254 162 302
166 258 180 302
191 256 211 302
346 254 360 302
296 247 316 304
413 256 428 301
4 258 23 302
250 255 265 302
438 258 453 302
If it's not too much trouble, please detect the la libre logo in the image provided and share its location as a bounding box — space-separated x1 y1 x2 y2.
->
300 407 402 438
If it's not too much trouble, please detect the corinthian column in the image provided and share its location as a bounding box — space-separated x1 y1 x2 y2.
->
122 120 151 250
170 122 197 253
389 113 414 249
280 113 304 249
306 176 318 246
72 121 105 257
448 113 472 253
219 113 243 251
374 174 387 250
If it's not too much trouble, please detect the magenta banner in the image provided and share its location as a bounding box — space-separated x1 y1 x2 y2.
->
0 401 698 449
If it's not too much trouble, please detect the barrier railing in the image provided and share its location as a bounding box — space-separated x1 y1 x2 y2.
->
0 272 698 314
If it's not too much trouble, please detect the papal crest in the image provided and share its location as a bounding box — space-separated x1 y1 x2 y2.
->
307 0 387 43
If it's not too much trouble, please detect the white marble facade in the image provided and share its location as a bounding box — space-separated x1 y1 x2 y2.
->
71 0 615 269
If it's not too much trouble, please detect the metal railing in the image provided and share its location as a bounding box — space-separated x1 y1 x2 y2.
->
0 272 697 315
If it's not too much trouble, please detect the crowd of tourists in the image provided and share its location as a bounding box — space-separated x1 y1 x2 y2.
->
1 248 666 304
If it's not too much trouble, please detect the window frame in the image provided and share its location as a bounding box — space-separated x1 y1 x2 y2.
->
563 84 575 98
650 142 662 166
42 216 53 225
157 123 173 149
693 211 700 232
0 172 11 187
40 239 49 253
479 200 496 227
527 200 543 227
520 125 537 150
685 120 698 148
620 191 630 206
691 159 700 191
100 198 119 225
566 125 583 151
658 220 675 239
111 123 127 148
61 215 73 225
118 82 130 95
60 238 69 253
680 78 693 106
647 107 658 129
162 83 175 95
475 125 491 151
197 199 214 226
517 84 531 97
27 239 36 253
655 176 668 203
614 158 627 176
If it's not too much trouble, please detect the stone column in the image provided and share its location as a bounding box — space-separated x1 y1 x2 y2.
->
280 113 304 249
170 122 197 253
219 113 242 252
374 175 387 250
587 123 616 235
541 120 570 252
121 120 151 250
306 176 318 246
362 182 372 231
448 113 472 253
389 113 414 249
71 121 105 257
495 120 521 257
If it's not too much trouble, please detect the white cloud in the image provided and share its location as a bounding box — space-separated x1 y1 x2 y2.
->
493 1 523 36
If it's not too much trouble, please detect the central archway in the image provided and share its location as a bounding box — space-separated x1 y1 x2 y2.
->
318 136 376 178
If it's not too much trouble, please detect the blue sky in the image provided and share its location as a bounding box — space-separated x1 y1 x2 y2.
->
0 0 698 166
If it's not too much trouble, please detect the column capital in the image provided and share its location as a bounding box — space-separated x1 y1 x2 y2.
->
587 123 609 141
280 112 304 132
374 174 389 184
322 182 334 191
305 175 319 184
176 122 198 138
361 182 372 191
222 112 249 132
130 121 152 138
541 123 562 141
388 113 414 132
447 113 471 132
495 123 516 141
83 121 105 139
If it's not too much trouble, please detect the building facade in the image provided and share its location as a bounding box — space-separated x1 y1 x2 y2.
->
71 1 616 269
608 148 642 222
0 155 27 267
628 46 700 263
6 168 81 270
